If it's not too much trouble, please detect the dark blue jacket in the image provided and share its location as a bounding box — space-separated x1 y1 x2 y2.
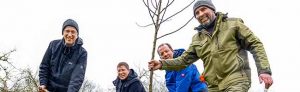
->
113 69 146 92
165 49 207 92
39 38 87 92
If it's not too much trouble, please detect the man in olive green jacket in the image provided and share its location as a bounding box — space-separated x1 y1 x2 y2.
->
148 0 273 91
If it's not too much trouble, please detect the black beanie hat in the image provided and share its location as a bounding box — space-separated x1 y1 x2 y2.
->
62 19 79 35
193 0 215 17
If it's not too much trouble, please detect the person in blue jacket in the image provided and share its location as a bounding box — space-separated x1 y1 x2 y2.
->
39 19 87 92
157 43 207 92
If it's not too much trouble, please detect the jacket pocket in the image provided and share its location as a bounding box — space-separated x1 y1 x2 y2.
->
236 55 245 76
50 58 56 72
191 38 208 58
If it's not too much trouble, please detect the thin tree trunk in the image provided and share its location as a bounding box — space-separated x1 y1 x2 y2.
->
149 0 162 91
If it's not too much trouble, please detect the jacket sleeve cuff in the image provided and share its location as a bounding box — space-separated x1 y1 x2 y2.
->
259 69 272 75
40 82 47 86
160 60 167 70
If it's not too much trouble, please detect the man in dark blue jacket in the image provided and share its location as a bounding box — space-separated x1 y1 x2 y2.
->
157 43 207 92
113 62 145 92
39 19 87 92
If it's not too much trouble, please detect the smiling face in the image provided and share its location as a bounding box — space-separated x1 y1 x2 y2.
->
158 44 174 59
117 65 129 80
63 26 78 47
194 6 216 25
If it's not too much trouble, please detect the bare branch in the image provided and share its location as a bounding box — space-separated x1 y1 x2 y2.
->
157 16 194 39
137 0 170 28
150 0 158 10
154 0 158 8
0 49 16 61
139 70 149 79
160 0 175 13
6 61 18 70
26 69 39 88
159 0 195 25
9 76 23 90
154 0 163 28
142 0 156 16
136 18 172 28
145 0 157 27
159 0 170 25
136 22 153 27
138 0 194 28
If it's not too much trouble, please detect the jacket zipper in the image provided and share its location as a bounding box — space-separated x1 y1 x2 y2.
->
213 13 222 50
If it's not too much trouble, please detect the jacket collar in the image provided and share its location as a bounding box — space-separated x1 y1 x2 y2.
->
62 37 83 55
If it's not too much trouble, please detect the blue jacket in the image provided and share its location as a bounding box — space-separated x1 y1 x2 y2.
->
39 38 87 92
165 49 207 92
113 69 146 92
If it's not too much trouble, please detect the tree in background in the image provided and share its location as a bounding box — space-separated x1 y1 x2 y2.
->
134 64 168 92
79 79 103 92
10 68 39 92
0 49 40 92
0 49 17 92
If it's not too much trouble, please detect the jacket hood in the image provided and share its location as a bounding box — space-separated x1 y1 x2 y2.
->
127 69 138 81
75 37 83 46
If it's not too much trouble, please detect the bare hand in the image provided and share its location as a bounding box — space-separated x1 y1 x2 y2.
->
259 73 273 89
148 60 162 71
39 85 48 92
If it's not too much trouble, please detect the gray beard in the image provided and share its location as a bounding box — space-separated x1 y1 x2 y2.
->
201 16 216 27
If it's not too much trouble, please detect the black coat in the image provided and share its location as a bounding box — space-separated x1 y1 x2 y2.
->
39 38 87 92
113 69 146 92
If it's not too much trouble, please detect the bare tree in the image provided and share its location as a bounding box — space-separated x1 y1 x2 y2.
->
79 79 103 92
0 49 40 92
0 49 16 92
138 0 196 91
10 68 39 92
134 64 168 92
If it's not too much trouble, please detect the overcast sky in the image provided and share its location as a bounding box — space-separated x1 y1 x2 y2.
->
1 0 300 91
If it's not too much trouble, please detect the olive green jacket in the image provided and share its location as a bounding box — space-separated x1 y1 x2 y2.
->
161 12 272 90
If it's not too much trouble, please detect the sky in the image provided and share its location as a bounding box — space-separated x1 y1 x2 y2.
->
1 0 300 91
